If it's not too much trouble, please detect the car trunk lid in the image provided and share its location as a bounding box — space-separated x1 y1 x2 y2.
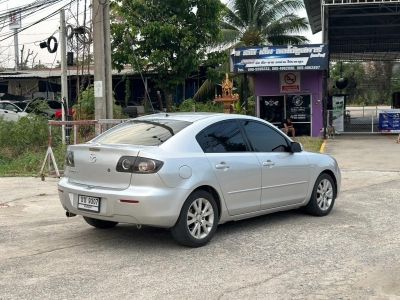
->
67 144 141 190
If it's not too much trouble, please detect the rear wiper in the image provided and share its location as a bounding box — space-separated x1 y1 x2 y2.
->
132 120 174 136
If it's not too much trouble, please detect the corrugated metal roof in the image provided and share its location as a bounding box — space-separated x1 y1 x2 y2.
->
0 67 137 79
304 0 322 34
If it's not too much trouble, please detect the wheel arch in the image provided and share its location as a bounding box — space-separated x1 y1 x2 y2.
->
320 170 338 192
191 185 222 219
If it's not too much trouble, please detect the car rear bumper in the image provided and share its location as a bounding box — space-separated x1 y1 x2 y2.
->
58 177 189 228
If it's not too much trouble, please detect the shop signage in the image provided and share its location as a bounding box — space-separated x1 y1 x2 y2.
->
231 44 328 73
286 95 311 122
379 110 400 133
280 72 300 93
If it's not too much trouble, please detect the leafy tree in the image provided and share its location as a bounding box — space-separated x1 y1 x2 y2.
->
111 0 223 110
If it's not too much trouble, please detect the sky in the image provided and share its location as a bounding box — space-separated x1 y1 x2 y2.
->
0 0 322 70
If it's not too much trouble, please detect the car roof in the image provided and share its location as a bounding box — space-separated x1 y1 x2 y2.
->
135 112 258 123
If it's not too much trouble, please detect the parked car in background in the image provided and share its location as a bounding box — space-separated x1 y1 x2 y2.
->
0 101 28 122
21 98 73 119
58 113 341 247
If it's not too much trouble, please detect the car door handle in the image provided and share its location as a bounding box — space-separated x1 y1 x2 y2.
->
262 160 275 167
215 162 229 170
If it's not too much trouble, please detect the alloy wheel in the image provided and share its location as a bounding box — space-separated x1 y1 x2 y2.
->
316 179 333 211
187 198 214 239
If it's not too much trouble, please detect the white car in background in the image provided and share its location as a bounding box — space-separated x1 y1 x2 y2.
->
0 101 28 122
58 113 341 247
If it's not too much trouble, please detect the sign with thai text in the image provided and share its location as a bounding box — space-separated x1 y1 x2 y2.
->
379 110 400 133
231 44 328 73
9 11 21 29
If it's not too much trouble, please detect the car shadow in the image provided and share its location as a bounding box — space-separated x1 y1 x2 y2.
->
74 209 324 250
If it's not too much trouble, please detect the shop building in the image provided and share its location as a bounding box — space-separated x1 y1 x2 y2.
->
231 44 329 137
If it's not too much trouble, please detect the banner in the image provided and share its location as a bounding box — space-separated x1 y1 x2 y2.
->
332 96 345 132
379 110 400 133
231 44 328 73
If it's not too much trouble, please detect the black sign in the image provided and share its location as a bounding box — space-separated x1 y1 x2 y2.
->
231 44 328 73
259 96 284 124
286 95 311 122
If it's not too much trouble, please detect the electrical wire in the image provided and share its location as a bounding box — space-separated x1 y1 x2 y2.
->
0 0 77 42
0 0 66 36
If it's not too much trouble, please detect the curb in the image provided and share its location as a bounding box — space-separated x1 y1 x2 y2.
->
320 139 327 153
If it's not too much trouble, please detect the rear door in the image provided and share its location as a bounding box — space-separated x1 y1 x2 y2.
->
196 120 261 215
0 103 19 121
240 120 310 209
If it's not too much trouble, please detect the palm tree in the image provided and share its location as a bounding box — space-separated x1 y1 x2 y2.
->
194 0 309 111
220 0 309 47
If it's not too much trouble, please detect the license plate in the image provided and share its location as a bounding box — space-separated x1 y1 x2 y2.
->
78 195 101 213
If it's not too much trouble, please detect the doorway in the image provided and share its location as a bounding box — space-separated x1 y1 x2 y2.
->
259 94 312 136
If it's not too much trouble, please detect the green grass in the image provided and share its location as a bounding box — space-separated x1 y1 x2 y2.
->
0 144 66 177
295 136 324 153
0 116 66 177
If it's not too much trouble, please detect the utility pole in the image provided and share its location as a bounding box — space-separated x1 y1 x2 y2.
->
13 29 19 71
103 3 113 120
93 0 113 130
60 9 68 144
10 11 21 71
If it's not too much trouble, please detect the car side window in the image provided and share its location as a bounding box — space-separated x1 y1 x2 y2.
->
241 120 289 152
196 120 249 153
5 104 16 111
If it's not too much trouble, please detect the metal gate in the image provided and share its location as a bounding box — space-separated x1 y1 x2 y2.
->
327 106 387 134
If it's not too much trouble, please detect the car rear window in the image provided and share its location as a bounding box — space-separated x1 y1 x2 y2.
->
47 101 61 109
92 119 192 146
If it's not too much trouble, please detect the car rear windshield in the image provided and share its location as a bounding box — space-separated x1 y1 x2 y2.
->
92 119 192 146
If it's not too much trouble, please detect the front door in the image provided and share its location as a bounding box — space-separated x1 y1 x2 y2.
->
196 120 261 215
240 120 310 209
259 94 312 136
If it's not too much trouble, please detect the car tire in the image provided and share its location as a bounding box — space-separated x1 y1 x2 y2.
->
171 190 219 247
304 173 336 216
83 216 118 229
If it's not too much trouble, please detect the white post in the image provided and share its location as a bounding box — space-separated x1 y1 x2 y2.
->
13 29 19 71
60 9 68 144
371 115 374 133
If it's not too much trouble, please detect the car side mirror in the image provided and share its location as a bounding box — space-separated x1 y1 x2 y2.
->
290 141 302 153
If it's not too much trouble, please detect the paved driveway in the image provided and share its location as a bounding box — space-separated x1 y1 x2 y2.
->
0 136 399 299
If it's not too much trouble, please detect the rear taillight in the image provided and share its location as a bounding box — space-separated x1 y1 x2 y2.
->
116 156 163 174
65 150 74 167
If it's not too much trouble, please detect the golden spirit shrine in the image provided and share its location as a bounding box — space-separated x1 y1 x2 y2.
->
214 73 239 114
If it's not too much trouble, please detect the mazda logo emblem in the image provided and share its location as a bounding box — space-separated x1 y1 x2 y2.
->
89 153 97 163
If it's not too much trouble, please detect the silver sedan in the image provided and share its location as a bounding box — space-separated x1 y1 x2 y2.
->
58 113 341 247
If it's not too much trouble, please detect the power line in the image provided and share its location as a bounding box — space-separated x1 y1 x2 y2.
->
0 0 66 33
0 0 77 42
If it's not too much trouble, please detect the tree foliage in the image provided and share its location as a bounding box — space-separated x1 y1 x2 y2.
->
330 62 396 105
111 0 223 108
220 0 309 47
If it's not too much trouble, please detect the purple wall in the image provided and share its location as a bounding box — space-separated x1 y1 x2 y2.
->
253 71 324 137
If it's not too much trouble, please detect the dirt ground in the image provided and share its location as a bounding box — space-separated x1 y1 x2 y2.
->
0 135 399 299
